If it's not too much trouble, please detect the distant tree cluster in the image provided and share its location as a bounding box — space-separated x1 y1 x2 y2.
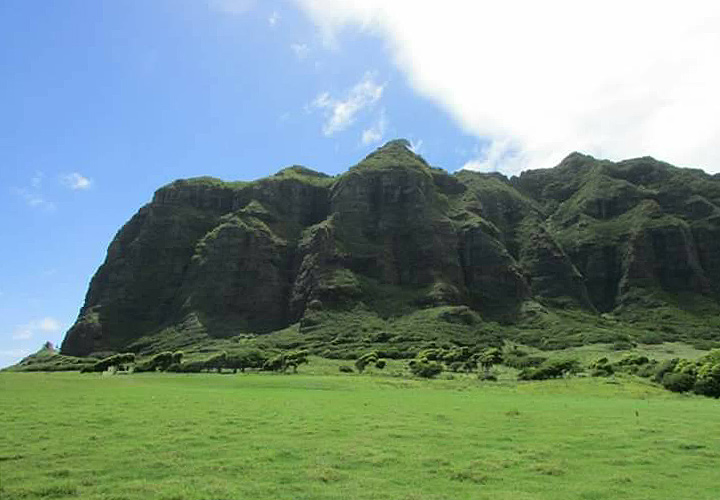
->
79 349 313 375
406 346 503 379
134 351 184 372
81 353 136 373
654 350 720 398
262 350 310 373
518 359 580 380
172 349 309 374
585 350 720 398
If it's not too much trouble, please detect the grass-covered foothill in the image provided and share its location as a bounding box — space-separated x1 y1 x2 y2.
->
1 370 719 500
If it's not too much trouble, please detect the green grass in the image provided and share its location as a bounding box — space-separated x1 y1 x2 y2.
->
1 372 719 499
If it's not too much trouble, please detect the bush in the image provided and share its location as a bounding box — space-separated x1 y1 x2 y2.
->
504 354 547 370
226 350 268 373
262 350 309 373
355 352 379 373
338 365 354 373
205 352 228 373
635 361 658 378
589 357 614 377
662 372 696 393
408 359 443 378
149 352 175 371
90 353 136 372
652 359 679 383
692 352 720 398
615 354 650 366
518 359 580 381
478 372 497 382
375 359 386 369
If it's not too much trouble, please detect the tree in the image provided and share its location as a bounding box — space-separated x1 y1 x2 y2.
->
205 352 227 373
149 352 174 371
261 350 309 373
91 353 136 372
478 348 503 376
355 352 379 373
284 350 309 373
408 359 443 378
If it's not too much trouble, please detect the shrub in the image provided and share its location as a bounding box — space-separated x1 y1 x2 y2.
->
205 352 227 373
692 352 720 398
638 332 665 344
504 354 547 370
339 365 354 373
612 341 635 351
652 359 679 383
284 350 309 372
91 353 136 372
478 348 503 375
149 352 174 371
635 361 658 378
518 359 580 381
662 372 695 393
355 352 379 373
165 363 183 373
615 354 650 366
262 350 309 373
408 359 443 378
478 372 497 382
375 359 386 370
589 357 614 377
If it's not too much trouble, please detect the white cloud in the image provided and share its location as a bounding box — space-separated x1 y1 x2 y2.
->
290 43 310 60
362 110 387 144
268 10 278 26
295 1 720 174
208 0 254 15
11 317 62 340
61 172 92 190
312 72 384 136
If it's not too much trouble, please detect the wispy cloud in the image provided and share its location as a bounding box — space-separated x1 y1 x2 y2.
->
312 72 384 136
290 43 310 60
12 317 62 341
361 110 387 145
268 10 278 26
61 172 92 190
31 171 44 188
297 2 720 174
15 187 56 211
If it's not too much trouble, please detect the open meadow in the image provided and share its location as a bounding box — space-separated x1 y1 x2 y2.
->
1 370 719 500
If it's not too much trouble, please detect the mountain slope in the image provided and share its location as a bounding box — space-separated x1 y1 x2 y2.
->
61 140 720 357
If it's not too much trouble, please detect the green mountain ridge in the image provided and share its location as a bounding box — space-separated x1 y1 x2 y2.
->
59 140 720 358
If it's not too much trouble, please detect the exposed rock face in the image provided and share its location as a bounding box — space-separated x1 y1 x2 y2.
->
61 141 720 355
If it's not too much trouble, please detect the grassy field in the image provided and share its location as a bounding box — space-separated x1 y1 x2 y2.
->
1 371 719 500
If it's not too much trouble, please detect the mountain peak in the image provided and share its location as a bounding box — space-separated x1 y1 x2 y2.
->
354 138 429 171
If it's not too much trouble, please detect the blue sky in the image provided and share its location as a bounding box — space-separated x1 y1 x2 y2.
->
0 0 480 366
2 1 719 367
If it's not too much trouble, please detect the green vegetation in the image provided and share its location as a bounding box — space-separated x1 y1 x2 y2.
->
2 371 719 499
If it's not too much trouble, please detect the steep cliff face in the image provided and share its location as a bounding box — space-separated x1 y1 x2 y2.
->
61 141 720 356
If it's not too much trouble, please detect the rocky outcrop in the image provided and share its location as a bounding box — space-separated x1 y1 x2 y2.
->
61 141 720 355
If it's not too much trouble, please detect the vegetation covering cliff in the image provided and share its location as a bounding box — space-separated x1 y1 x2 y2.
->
61 140 720 358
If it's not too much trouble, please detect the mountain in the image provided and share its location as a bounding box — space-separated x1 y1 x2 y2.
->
60 140 720 358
